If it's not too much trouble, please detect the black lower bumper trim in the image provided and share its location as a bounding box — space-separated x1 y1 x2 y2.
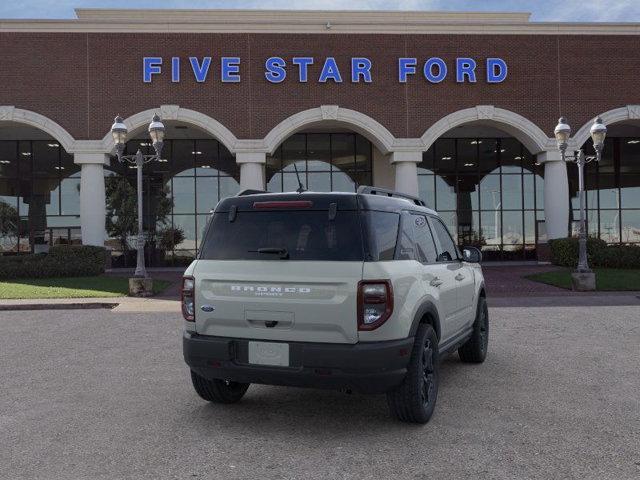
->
183 331 414 394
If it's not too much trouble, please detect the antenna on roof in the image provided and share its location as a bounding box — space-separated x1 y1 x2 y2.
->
293 162 306 193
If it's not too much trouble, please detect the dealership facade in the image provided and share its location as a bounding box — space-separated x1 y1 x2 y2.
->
0 9 639 264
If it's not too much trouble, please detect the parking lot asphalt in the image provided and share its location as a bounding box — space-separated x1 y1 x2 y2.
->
1 306 639 480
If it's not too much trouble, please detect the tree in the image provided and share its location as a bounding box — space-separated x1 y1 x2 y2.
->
105 176 173 252
0 200 19 251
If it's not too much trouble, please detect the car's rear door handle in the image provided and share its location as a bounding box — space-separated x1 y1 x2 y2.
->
430 277 443 287
455 273 465 281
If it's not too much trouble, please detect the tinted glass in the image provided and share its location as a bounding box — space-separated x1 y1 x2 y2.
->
266 133 372 193
200 210 363 261
418 136 543 260
363 211 399 261
431 217 458 262
396 213 416 261
412 214 438 263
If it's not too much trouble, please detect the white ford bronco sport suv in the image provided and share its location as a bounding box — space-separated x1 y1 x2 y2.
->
182 186 488 423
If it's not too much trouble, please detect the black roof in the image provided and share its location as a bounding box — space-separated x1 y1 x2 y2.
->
215 189 438 216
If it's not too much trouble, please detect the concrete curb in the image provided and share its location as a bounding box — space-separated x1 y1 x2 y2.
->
488 294 640 308
0 302 119 311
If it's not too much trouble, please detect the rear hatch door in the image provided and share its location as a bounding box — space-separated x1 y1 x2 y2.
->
193 194 364 344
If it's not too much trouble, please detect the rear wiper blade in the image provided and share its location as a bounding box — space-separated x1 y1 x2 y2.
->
248 247 290 259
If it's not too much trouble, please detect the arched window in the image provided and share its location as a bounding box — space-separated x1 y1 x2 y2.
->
571 135 640 244
418 137 544 261
267 133 372 192
107 136 239 267
0 137 80 253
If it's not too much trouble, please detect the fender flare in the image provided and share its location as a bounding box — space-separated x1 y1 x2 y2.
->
477 281 487 301
408 301 442 341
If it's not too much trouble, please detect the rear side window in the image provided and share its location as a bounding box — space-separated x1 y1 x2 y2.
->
430 217 459 262
412 215 438 263
396 213 416 260
200 210 364 261
362 211 399 261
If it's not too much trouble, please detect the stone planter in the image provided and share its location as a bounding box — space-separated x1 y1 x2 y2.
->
128 277 154 297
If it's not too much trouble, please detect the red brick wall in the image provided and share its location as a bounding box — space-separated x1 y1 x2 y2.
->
0 32 638 142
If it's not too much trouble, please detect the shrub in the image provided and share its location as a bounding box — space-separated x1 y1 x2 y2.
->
0 245 107 280
595 245 640 269
549 237 640 269
157 227 185 252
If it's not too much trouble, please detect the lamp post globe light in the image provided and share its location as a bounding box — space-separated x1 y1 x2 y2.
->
553 116 607 291
110 113 165 296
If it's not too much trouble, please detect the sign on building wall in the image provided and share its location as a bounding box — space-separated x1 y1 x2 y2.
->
142 56 508 84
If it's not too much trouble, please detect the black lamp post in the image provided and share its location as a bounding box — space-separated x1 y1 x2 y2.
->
110 114 165 281
553 116 607 288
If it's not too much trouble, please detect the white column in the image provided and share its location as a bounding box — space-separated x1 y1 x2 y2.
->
237 152 266 191
75 153 109 247
391 150 422 197
538 151 569 239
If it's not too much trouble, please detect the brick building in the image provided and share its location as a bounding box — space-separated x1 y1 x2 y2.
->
0 9 638 264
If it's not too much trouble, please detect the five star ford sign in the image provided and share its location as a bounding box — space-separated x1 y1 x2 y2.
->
142 56 508 84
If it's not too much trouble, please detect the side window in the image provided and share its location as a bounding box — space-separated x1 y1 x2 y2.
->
411 214 438 263
396 213 416 260
364 211 400 261
430 217 459 262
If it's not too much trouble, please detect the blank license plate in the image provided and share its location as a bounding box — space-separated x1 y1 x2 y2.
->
248 341 289 367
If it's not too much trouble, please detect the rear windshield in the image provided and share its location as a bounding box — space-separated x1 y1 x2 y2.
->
199 209 400 262
200 210 364 261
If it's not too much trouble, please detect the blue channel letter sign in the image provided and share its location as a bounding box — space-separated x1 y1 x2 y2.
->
142 56 508 84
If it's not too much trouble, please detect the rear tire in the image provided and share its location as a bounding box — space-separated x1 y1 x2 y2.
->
458 296 489 363
190 370 250 404
386 324 439 424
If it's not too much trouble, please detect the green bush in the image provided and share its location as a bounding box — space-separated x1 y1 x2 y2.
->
596 245 640 269
549 237 640 269
0 245 107 280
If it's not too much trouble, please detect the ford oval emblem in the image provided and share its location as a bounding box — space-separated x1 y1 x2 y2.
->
200 305 215 312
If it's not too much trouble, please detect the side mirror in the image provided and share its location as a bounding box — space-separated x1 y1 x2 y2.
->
462 246 482 263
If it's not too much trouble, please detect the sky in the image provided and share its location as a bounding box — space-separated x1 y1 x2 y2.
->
0 0 639 22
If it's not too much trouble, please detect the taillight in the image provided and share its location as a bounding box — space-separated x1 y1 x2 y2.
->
357 280 393 331
182 276 195 321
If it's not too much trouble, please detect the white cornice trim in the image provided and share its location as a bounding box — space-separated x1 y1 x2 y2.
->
0 9 639 34
75 9 533 23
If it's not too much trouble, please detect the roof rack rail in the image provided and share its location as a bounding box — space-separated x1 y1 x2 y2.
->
357 185 426 207
236 189 268 196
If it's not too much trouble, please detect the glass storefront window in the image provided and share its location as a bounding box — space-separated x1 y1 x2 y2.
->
435 176 456 211
479 175 501 212
620 175 640 208
266 133 372 193
502 210 523 248
106 138 239 266
456 176 479 211
621 210 640 243
0 139 80 253
418 174 435 207
570 136 640 244
501 175 523 210
620 138 640 173
599 210 620 243
419 137 543 260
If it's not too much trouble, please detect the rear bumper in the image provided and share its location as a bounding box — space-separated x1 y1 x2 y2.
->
183 331 414 394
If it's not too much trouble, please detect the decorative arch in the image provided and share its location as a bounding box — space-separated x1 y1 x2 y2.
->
0 106 76 152
572 105 640 148
100 105 239 155
420 106 552 155
263 105 396 155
